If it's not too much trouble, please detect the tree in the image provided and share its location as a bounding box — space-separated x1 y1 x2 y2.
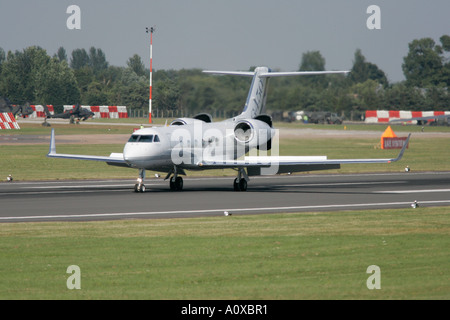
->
127 54 146 77
34 58 80 106
112 68 148 110
299 51 325 71
70 48 90 70
439 35 450 86
299 51 327 88
154 78 180 113
55 47 67 63
384 83 424 110
0 47 5 75
88 47 108 73
84 81 107 105
402 37 445 87
0 46 50 103
350 80 384 112
73 66 94 103
349 49 388 87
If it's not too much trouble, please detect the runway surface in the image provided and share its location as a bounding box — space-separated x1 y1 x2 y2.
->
1 172 449 222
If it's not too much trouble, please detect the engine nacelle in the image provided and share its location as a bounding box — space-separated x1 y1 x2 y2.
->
233 119 274 149
170 118 204 126
170 113 213 126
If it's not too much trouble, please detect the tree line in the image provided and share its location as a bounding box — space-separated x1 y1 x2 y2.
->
0 34 448 120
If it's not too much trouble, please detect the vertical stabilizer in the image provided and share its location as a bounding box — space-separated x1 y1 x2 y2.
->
239 67 271 119
203 67 270 119
203 67 349 119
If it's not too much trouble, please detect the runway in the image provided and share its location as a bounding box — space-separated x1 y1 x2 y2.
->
1 172 449 222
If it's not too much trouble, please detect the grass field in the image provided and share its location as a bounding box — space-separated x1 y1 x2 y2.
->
1 123 450 181
0 207 448 299
1 120 449 300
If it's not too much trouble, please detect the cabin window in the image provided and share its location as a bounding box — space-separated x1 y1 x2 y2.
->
139 135 154 143
128 135 139 142
128 135 156 143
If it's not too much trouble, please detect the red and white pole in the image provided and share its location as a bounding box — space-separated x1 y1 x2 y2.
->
147 27 154 124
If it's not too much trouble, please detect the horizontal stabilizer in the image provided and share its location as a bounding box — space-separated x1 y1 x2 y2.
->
203 70 349 78
202 70 254 77
259 70 350 78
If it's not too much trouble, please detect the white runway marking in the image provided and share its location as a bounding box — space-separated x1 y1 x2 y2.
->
375 189 450 194
2 199 450 221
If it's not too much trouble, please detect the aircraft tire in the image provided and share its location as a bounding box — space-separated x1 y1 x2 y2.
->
233 178 247 191
239 178 247 191
233 178 239 191
175 177 183 191
170 177 183 191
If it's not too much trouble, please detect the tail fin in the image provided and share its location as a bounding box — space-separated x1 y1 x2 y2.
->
203 67 271 119
203 67 349 119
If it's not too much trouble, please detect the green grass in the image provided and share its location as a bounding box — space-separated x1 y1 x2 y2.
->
275 121 450 133
0 207 449 299
1 132 449 181
2 121 449 300
279 136 450 173
11 122 137 135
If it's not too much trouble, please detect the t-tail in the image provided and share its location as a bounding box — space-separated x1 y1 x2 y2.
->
203 67 349 119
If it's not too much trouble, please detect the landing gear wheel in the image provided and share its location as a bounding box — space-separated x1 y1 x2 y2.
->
134 184 145 193
233 178 247 191
170 176 183 191
239 178 247 191
233 178 239 191
175 177 183 191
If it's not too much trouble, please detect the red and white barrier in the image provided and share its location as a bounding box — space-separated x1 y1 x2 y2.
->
63 105 128 119
365 110 450 124
29 105 54 118
0 113 20 129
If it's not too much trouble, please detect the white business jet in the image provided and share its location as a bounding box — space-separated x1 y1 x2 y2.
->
48 67 410 192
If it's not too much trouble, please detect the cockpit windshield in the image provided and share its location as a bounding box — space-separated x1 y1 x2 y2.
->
128 134 160 143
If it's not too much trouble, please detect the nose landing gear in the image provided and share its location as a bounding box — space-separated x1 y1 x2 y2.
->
134 169 146 193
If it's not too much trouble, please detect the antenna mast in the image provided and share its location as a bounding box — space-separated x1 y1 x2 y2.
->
146 26 155 123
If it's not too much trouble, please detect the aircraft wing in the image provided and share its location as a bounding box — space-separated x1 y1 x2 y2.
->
198 134 410 174
47 129 129 167
390 114 450 123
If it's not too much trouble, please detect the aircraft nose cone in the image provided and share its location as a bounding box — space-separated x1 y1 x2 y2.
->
123 143 140 164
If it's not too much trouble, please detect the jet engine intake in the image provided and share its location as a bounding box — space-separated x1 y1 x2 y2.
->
233 119 273 149
170 118 205 126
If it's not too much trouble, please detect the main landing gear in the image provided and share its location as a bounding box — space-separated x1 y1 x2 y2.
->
166 166 184 191
233 168 249 191
169 176 183 191
134 167 249 193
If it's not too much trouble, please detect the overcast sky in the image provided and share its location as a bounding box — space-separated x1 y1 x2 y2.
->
1 0 449 83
